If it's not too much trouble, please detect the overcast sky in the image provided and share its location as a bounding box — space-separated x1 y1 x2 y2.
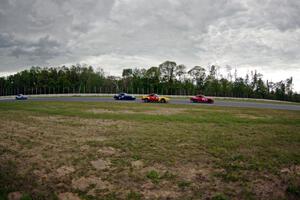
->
0 0 300 91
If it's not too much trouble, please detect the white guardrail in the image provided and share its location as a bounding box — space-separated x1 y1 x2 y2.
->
0 93 297 104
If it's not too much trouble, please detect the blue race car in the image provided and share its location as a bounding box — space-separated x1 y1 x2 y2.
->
15 94 28 100
113 93 136 100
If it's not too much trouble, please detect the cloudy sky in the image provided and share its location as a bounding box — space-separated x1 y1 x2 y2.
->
0 0 300 91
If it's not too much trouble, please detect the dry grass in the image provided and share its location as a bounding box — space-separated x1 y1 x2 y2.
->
0 101 299 200
87 107 186 116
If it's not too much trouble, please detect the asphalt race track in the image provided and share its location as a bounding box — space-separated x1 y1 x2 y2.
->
1 96 300 111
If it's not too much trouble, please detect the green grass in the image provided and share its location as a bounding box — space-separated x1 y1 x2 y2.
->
126 191 141 200
286 184 300 198
211 194 229 200
146 170 160 184
0 101 299 200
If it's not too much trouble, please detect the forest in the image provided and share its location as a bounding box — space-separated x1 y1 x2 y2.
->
0 61 299 102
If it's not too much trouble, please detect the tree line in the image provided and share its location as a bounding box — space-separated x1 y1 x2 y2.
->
0 61 299 102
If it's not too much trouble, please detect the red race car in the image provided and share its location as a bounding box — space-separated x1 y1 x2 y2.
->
190 94 214 104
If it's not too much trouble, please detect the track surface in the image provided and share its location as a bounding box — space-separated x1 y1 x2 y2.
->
1 96 300 111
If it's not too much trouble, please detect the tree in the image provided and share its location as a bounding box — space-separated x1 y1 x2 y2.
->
122 68 133 90
256 78 268 98
188 66 206 91
122 68 133 78
146 67 160 81
233 78 246 97
219 78 231 97
275 81 286 100
0 62 299 102
286 77 293 94
176 64 186 82
209 65 217 79
159 61 177 83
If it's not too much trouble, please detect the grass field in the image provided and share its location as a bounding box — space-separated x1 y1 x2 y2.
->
0 101 300 200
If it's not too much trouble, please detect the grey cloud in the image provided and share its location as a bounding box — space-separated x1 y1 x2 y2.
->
0 33 65 62
246 0 300 31
9 35 64 60
0 0 299 89
0 33 16 48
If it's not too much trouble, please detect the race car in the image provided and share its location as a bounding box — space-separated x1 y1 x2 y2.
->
141 93 169 103
113 93 136 100
190 94 214 104
15 94 28 100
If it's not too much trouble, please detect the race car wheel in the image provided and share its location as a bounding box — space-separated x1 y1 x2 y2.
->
160 99 166 103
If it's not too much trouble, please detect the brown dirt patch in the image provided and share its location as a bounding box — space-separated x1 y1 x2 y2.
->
29 115 133 128
235 114 263 119
142 189 180 200
84 136 107 142
79 145 90 152
57 192 81 200
280 165 300 175
178 167 211 182
145 107 186 115
88 109 135 114
26 115 134 143
33 169 49 181
72 176 111 192
8 192 22 200
90 159 111 170
88 107 186 116
98 147 118 156
251 178 285 199
140 163 167 175
56 166 75 177
0 115 134 199
131 160 144 169
235 113 273 120
171 163 214 182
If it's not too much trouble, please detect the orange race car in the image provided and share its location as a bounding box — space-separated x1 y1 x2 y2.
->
141 93 169 103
